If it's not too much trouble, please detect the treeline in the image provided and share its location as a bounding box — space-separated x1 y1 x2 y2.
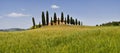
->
32 11 83 29
96 21 120 26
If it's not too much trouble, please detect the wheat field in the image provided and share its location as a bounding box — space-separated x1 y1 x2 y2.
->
0 25 120 53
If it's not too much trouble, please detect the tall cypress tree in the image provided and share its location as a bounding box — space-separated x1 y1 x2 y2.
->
70 17 73 25
51 17 53 25
78 21 80 25
75 19 77 25
61 12 64 23
72 19 75 25
65 17 66 24
46 11 49 25
32 17 36 29
58 18 60 25
67 14 69 24
42 11 45 26
54 12 57 25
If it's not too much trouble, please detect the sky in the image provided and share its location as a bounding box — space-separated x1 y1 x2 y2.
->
0 0 120 29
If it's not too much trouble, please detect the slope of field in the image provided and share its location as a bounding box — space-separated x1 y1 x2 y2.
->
0 25 120 53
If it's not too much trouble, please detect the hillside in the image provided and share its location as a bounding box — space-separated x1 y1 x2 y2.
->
0 25 120 53
97 21 120 26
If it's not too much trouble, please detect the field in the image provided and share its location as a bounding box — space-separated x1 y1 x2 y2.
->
0 25 120 53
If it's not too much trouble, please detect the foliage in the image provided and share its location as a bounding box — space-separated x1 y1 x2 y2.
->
58 18 60 25
98 21 120 26
32 17 36 29
78 21 80 25
46 11 49 25
65 18 66 24
42 11 46 26
32 11 83 29
61 12 64 23
67 14 70 24
51 17 53 25
31 24 42 29
75 19 77 25
72 19 75 25
70 17 73 24
54 12 57 24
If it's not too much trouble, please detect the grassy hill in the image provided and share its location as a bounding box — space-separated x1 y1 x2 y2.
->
0 25 120 53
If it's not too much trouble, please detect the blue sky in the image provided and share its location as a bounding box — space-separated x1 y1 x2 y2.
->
0 0 120 29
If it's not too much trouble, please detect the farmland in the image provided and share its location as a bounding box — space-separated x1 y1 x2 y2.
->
0 25 120 53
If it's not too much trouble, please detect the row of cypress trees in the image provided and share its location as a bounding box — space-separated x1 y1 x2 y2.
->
42 11 49 26
32 11 83 29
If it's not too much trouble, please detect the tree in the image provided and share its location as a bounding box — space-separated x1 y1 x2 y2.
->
67 14 69 24
96 24 99 26
70 17 73 25
42 11 45 26
32 17 36 29
54 12 57 25
51 17 53 25
72 19 75 25
61 12 64 23
46 11 49 25
58 18 60 25
65 17 66 24
78 21 80 25
75 19 77 25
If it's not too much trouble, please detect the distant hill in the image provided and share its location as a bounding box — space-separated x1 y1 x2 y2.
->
0 28 26 32
97 21 120 26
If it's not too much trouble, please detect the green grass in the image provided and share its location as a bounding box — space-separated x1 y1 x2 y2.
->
0 25 120 53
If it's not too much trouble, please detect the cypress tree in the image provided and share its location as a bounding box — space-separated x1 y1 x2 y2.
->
65 17 66 24
75 19 77 25
58 18 60 25
78 21 80 25
67 14 69 24
54 12 57 25
32 17 36 29
72 19 75 25
42 11 45 26
70 17 73 25
51 17 53 25
61 12 64 23
46 11 49 25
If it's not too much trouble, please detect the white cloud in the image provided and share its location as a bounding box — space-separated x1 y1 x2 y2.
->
7 12 30 17
51 5 60 9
